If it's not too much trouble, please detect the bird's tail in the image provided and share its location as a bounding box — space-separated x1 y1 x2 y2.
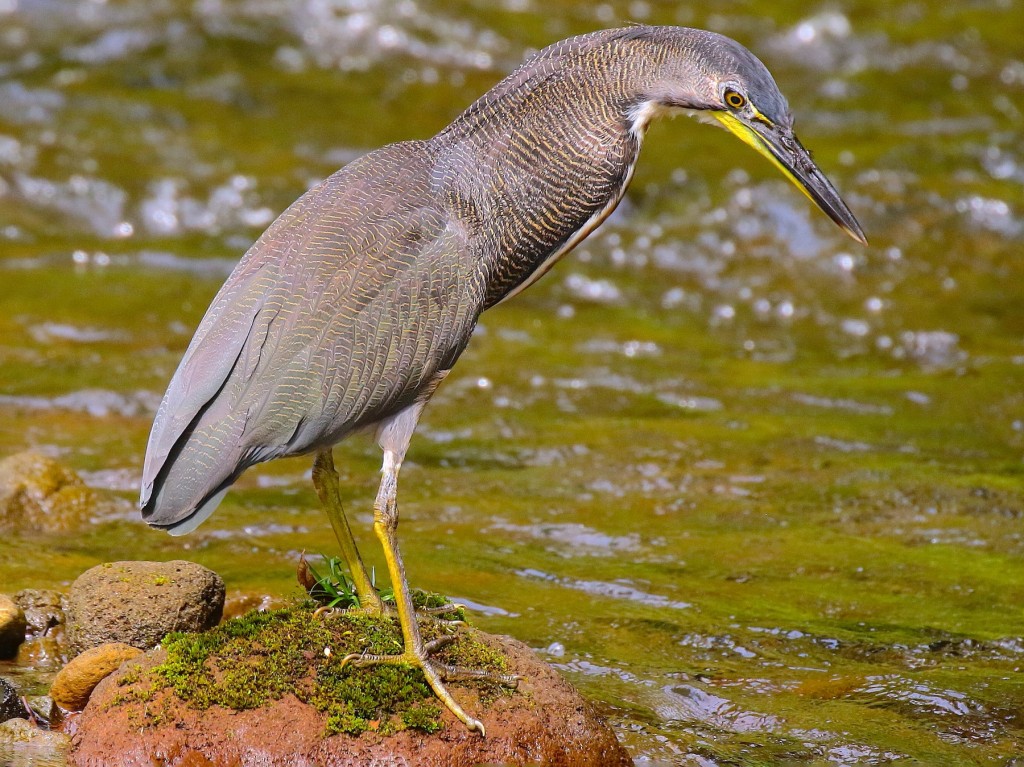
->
140 407 250 535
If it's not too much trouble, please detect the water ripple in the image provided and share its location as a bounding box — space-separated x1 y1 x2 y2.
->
515 567 691 610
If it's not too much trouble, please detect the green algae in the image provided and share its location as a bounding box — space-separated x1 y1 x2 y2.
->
125 601 508 736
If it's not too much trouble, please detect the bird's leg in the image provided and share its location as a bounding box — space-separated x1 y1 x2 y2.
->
344 449 487 735
311 448 385 613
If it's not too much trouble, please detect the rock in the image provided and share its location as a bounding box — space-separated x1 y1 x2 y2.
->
12 590 66 665
51 643 144 712
14 589 65 638
0 717 72 765
0 678 23 723
0 451 100 534
16 634 65 668
65 561 225 654
71 605 631 767
0 595 27 659
23 696 57 725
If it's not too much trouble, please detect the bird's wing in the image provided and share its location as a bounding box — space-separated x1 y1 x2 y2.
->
139 249 281 509
141 141 486 530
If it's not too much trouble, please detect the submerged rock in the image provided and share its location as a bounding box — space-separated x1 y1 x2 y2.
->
23 696 57 726
0 717 72 765
71 603 631 767
51 643 143 712
65 561 225 655
14 589 65 638
0 451 100 534
0 595 27 659
221 591 289 622
13 589 68 667
0 678 23 723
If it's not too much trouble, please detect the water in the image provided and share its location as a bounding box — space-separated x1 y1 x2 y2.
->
1 1 1023 764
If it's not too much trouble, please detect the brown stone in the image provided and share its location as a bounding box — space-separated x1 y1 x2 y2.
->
65 561 225 654
14 589 65 638
0 595 27 659
0 451 100 534
51 643 143 712
71 631 632 767
16 632 66 667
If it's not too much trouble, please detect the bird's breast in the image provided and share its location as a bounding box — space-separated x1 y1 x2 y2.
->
447 120 640 308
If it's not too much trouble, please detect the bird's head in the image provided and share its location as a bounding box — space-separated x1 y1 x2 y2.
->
635 28 867 245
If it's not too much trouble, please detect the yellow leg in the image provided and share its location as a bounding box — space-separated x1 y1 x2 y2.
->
345 449 487 735
311 449 385 613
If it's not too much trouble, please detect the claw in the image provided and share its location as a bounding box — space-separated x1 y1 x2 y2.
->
340 650 404 669
435 618 467 629
416 602 466 616
423 634 457 654
435 663 522 688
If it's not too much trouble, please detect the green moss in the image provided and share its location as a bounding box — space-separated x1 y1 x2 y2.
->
129 599 510 736
116 663 142 687
401 702 444 734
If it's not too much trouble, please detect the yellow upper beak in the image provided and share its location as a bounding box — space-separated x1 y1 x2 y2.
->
713 112 867 245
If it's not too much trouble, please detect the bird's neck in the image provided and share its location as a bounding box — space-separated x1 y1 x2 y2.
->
434 43 677 307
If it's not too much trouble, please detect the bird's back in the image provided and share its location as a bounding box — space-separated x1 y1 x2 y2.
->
141 140 487 533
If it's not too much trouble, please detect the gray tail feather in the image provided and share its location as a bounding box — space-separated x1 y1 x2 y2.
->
140 431 245 536
144 485 231 536
140 402 251 535
142 480 232 536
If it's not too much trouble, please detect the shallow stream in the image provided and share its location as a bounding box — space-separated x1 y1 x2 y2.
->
1 1 1022 764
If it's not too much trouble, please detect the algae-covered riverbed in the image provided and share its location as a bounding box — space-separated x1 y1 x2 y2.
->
1 1 1022 764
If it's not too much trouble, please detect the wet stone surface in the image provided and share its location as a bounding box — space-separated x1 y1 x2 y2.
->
13 590 65 640
0 596 27 660
64 562 225 655
0 678 23 723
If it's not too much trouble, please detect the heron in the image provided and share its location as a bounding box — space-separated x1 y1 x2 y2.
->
140 25 865 735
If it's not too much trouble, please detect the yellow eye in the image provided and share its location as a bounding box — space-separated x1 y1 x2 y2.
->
724 89 746 110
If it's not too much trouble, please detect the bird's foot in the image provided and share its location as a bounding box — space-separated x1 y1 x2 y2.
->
313 600 465 625
341 633 520 736
413 601 467 627
311 598 468 622
417 601 466 616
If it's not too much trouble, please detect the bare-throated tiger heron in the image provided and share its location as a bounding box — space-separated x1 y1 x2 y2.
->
141 25 866 734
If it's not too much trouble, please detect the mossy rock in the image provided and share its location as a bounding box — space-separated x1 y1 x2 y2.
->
72 601 631 767
114 600 506 737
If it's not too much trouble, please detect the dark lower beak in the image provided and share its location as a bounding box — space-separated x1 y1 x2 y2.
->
714 112 867 245
758 125 868 246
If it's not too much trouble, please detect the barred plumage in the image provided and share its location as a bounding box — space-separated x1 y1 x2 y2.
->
139 25 863 734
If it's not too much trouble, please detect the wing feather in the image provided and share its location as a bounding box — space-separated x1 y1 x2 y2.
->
141 140 486 531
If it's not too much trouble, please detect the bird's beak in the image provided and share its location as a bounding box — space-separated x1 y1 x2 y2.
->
712 112 867 245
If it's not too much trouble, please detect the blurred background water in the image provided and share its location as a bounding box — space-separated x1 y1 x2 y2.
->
1 0 1022 764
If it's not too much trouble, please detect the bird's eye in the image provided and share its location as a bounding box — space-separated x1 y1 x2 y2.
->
724 89 746 110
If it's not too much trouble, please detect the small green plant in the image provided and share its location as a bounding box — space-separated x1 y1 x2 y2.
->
303 554 395 609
